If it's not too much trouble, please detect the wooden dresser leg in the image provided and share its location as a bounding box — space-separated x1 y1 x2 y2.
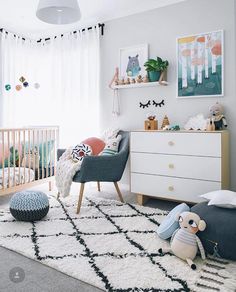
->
97 181 101 192
137 194 147 206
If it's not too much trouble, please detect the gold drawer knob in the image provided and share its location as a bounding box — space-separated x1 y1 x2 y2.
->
168 164 174 169
168 186 174 191
168 141 175 146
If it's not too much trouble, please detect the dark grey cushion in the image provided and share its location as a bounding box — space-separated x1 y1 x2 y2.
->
191 202 236 260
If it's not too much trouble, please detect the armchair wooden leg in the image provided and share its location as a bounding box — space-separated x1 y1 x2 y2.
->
114 182 124 203
77 183 85 214
97 181 101 192
57 192 60 199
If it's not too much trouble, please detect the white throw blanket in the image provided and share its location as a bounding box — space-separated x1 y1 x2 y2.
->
55 148 82 198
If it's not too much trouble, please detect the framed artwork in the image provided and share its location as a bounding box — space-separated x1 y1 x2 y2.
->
177 30 224 98
119 44 148 79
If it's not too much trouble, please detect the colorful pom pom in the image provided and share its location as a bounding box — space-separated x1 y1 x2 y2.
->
23 82 29 88
5 84 11 91
19 76 26 83
34 83 40 89
15 85 22 91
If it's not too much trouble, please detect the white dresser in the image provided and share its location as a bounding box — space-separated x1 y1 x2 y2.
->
130 131 229 205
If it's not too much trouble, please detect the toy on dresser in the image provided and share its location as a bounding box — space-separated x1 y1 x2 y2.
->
209 102 228 130
159 211 206 270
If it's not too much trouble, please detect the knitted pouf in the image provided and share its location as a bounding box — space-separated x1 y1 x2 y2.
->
10 191 49 222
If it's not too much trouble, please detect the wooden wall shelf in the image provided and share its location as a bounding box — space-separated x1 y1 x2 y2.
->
112 81 168 89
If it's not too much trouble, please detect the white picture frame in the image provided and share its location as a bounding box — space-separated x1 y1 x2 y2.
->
119 44 148 79
176 30 224 98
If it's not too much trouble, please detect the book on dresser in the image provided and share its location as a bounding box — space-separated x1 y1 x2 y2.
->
130 130 229 205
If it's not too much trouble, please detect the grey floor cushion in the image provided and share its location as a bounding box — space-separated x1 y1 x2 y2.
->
10 191 49 222
191 202 236 260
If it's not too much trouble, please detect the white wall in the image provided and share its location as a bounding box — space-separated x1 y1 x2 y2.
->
100 0 236 190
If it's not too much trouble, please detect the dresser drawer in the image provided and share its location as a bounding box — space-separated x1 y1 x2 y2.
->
131 132 221 157
131 153 221 182
131 173 221 203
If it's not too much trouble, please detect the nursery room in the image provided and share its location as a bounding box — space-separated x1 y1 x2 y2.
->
0 0 236 291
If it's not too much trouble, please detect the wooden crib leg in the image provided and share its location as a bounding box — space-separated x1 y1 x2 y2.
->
49 181 53 191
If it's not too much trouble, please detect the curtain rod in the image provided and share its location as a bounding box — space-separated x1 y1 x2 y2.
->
0 23 105 43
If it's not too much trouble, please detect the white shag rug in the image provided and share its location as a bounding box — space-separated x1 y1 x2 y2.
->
0 195 236 292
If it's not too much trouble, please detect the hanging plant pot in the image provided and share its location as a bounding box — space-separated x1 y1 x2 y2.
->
148 71 161 82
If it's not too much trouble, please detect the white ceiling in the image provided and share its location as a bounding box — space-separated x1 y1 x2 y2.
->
0 0 186 39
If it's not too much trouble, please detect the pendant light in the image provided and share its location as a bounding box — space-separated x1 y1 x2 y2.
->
36 0 81 25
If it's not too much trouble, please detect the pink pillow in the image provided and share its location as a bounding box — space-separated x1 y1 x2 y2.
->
81 137 105 155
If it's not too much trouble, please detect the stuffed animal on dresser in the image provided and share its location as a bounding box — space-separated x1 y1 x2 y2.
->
209 102 228 130
159 211 206 270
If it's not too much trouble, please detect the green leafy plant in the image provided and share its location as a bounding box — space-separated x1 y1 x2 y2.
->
144 57 169 72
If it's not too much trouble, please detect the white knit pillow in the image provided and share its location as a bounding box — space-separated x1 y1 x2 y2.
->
101 128 120 143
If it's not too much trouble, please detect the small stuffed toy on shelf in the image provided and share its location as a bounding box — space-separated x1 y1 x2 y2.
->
159 211 206 270
209 102 228 130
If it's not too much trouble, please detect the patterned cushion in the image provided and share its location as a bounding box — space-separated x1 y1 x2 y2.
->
71 143 92 162
10 191 49 222
100 135 122 156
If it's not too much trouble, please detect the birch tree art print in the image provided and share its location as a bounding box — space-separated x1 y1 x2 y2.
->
177 30 223 98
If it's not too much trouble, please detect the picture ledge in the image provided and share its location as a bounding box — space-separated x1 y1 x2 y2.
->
113 81 168 89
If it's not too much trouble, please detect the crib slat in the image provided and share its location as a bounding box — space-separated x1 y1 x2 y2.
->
28 130 31 183
18 130 21 185
37 130 40 180
46 130 48 178
50 130 52 178
7 131 10 188
12 130 16 186
23 130 26 184
32 129 35 181
41 130 44 179
2 131 5 190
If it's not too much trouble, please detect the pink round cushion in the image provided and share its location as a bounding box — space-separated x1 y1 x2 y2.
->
81 137 105 156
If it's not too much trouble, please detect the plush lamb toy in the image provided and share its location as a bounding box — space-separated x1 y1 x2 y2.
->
159 211 206 270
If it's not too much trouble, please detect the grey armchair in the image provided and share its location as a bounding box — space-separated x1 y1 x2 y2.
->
57 131 129 214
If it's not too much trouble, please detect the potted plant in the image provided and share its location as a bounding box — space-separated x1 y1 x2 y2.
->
144 57 169 82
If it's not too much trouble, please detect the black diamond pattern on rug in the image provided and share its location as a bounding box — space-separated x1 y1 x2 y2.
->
0 195 215 292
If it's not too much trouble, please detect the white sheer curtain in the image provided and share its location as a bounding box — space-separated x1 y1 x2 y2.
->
0 27 100 147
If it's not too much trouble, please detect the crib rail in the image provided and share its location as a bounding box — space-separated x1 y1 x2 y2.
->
0 126 59 196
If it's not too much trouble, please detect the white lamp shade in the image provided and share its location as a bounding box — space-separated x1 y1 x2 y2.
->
36 0 81 24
